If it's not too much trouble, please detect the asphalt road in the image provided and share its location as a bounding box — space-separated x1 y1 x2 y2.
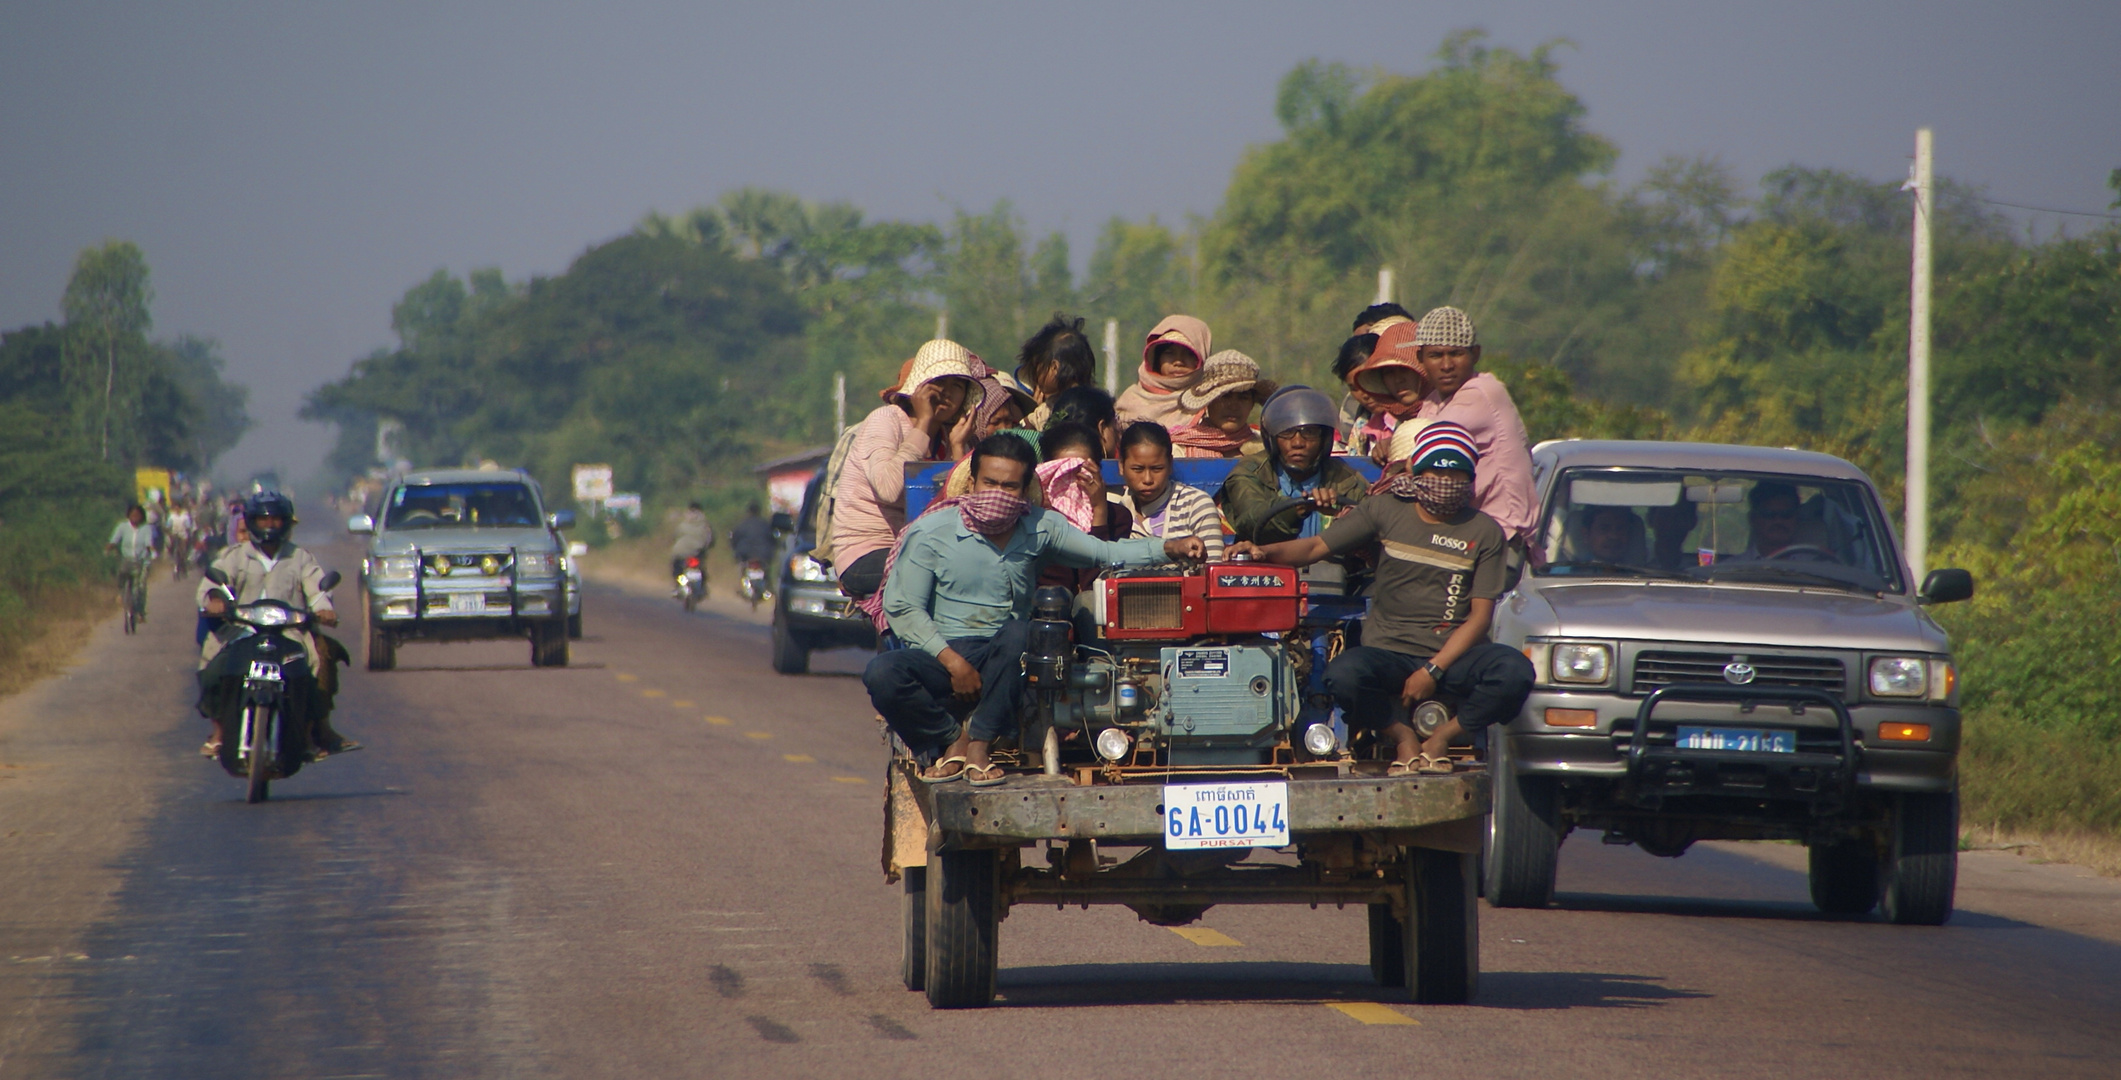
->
3 542 2119 1079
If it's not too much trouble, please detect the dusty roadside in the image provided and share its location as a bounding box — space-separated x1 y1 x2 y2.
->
0 573 200 1071
574 538 772 627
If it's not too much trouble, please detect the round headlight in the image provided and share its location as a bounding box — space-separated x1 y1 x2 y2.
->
429 555 451 577
1301 722 1339 757
1869 656 1928 697
479 555 501 576
1094 728 1133 762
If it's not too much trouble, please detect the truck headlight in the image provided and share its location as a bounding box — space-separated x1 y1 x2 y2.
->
1095 728 1133 762
515 553 559 576
1551 643 1612 685
1301 722 1339 757
372 556 418 582
1869 656 1928 698
787 553 832 584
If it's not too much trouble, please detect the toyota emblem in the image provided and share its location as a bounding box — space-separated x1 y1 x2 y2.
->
1722 661 1758 685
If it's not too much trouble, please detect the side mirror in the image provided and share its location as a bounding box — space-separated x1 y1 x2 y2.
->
770 512 794 534
548 510 577 530
203 567 230 587
567 541 589 557
347 513 375 534
318 569 342 592
1918 568 1974 605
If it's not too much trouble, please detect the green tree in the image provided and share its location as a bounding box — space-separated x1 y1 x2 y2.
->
61 240 153 461
1083 216 1195 371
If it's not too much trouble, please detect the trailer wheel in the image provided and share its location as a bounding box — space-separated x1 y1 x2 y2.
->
1484 738 1561 908
1882 791 1957 926
1367 903 1406 987
1807 838 1881 915
924 849 998 1009
900 866 927 991
1403 849 1479 1005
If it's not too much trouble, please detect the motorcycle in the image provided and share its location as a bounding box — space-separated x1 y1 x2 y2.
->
739 558 770 610
675 554 706 613
202 566 342 804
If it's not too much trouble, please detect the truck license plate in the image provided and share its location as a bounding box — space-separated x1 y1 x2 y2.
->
1163 781 1290 850
1677 726 1795 753
448 593 487 614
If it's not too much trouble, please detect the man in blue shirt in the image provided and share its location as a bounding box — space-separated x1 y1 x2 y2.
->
867 434 1205 785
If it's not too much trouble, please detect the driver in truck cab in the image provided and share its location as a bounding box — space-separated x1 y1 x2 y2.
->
863 434 1205 787
1230 422 1535 775
196 491 360 761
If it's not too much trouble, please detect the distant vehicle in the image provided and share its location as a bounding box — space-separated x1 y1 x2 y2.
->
1487 441 1973 924
348 468 577 670
769 471 875 674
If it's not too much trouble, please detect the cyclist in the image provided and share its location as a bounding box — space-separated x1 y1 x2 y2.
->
105 504 158 620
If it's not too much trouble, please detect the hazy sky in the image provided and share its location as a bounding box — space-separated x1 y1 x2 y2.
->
4 1 2117 486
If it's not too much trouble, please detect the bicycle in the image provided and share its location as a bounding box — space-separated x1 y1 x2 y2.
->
118 557 150 634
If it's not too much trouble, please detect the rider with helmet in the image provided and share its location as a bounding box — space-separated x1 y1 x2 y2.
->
195 491 359 761
1216 386 1370 545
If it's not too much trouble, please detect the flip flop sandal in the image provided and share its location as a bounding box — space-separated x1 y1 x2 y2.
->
1386 758 1420 777
1415 753 1456 775
965 762 1007 787
199 739 221 758
918 756 968 784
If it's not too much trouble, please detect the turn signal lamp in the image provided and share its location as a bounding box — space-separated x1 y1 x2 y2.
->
1878 723 1932 743
1544 708 1598 728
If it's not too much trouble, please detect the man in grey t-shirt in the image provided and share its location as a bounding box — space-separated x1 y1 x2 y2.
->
1229 421 1533 774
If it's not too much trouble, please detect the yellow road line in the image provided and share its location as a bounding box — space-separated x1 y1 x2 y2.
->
614 673 638 682
1327 1002 1419 1026
1166 927 1242 947
641 689 666 698
744 731 773 740
704 716 733 726
783 754 816 764
831 776 866 784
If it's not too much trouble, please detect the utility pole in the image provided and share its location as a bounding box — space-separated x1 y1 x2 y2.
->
1375 266 1394 305
833 372 847 435
1103 318 1119 394
1905 128 1933 585
935 313 949 341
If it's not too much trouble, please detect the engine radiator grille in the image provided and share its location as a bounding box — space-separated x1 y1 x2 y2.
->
1112 582 1185 631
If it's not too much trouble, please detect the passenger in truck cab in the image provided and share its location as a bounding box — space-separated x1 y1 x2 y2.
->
1229 422 1535 775
863 434 1205 786
1218 386 1369 546
829 339 985 601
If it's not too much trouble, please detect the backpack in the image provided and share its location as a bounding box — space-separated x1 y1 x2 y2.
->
805 423 865 566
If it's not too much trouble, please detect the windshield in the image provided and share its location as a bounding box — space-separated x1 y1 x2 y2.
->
385 482 543 530
1535 468 1904 593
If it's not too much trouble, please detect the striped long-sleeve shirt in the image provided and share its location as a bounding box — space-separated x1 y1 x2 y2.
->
1119 482 1226 561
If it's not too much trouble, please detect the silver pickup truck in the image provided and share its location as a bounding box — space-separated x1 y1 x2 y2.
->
348 468 577 670
1488 440 1974 924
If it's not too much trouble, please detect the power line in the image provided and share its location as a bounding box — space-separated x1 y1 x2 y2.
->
1978 197 2121 221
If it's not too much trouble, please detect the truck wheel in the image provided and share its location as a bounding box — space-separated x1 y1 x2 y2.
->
1367 903 1406 988
901 866 928 991
1882 791 1957 926
365 600 396 672
1403 849 1479 1005
1484 740 1561 908
770 614 810 675
531 618 570 668
1807 839 1881 915
923 849 998 1008
568 613 583 640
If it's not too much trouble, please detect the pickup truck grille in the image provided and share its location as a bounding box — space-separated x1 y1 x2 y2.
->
1631 650 1845 697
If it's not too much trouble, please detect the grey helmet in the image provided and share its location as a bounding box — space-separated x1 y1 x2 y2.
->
1259 385 1339 440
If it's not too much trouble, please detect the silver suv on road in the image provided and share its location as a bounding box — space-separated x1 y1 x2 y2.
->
1487 441 1974 924
348 468 577 670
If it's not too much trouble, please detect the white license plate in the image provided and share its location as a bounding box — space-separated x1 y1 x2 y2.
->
1163 781 1290 850
1677 726 1795 753
247 660 283 682
448 593 488 614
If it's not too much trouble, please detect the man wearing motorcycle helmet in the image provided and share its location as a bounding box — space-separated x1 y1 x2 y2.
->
1216 386 1370 546
195 491 359 760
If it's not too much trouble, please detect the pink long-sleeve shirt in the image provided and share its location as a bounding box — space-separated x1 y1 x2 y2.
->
1416 372 1537 546
830 404 936 569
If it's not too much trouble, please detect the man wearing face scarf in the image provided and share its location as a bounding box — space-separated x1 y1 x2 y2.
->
865 434 1206 786
1229 422 1534 775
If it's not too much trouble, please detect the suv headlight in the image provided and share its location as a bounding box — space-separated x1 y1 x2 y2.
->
1868 656 1929 698
1550 643 1612 685
372 556 418 582
516 553 559 576
787 553 832 584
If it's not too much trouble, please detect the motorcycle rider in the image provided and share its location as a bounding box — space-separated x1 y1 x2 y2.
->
195 492 359 760
1217 386 1370 545
729 502 776 592
670 501 715 597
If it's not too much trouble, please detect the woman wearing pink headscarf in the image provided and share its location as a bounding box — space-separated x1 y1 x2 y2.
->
1114 315 1212 428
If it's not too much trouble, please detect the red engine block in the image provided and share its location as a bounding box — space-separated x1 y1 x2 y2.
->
1101 562 1301 640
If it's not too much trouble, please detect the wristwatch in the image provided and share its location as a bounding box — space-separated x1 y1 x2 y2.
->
1422 661 1445 680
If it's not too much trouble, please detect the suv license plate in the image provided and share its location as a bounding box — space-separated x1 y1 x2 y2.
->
1163 781 1290 850
1677 726 1795 753
247 661 283 682
448 593 488 614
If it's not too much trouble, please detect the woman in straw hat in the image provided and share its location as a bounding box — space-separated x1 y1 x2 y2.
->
829 339 986 600
1168 350 1277 459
